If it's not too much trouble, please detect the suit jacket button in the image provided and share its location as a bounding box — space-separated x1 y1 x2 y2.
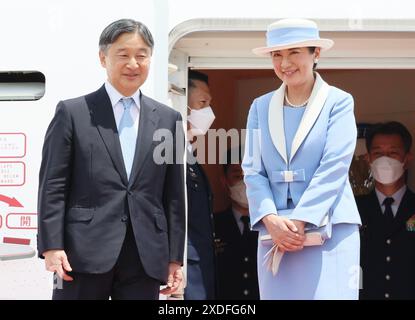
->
386 239 391 245
121 215 129 222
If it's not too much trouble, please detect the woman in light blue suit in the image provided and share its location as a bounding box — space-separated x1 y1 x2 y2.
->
242 18 361 299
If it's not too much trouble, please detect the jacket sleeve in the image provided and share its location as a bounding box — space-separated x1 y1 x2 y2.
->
242 99 278 231
163 111 186 264
288 93 357 227
37 101 73 257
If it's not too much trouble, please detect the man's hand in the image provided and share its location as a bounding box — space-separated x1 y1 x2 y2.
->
43 249 73 281
159 262 183 295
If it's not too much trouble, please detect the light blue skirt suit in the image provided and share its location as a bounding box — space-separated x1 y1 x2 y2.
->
242 73 361 300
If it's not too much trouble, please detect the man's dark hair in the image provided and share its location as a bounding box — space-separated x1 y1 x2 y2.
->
188 70 209 90
99 19 154 53
222 146 243 174
366 121 412 153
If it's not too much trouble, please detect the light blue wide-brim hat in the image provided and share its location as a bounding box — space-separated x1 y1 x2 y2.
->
253 18 334 57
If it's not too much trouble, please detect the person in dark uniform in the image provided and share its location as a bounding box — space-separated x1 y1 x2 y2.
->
214 147 260 300
357 121 415 300
184 70 217 300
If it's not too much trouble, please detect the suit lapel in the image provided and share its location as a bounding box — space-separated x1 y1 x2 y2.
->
290 73 330 162
368 191 383 221
128 94 159 186
391 190 415 234
196 162 213 197
359 192 382 241
87 85 128 185
267 73 330 164
268 84 287 163
226 208 243 241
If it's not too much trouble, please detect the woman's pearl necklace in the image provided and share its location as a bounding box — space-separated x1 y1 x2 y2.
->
284 91 309 108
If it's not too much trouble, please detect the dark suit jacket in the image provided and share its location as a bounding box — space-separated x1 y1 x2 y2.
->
37 85 185 283
185 159 216 300
357 188 415 300
214 207 259 300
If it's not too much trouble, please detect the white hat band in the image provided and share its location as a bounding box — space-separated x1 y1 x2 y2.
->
266 27 320 47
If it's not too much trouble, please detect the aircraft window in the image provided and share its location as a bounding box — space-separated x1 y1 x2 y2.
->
0 71 45 101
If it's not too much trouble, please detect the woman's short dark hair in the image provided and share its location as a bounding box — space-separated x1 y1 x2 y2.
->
366 121 412 153
308 47 317 69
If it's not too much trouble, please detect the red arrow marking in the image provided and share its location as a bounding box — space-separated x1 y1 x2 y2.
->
0 194 23 207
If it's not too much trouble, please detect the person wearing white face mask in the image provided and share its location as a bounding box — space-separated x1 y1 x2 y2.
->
370 156 405 186
187 105 216 138
183 70 217 300
213 147 260 300
186 70 216 141
357 121 415 300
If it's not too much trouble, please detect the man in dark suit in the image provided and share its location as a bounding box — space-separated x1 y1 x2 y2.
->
184 70 217 300
214 147 259 300
37 19 185 300
357 121 415 300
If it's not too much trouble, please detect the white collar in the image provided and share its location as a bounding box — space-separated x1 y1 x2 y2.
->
232 207 244 222
186 141 194 154
375 185 407 207
268 72 330 164
232 207 251 235
104 81 141 110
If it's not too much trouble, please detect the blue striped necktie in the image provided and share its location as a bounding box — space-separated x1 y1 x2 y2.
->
118 97 137 179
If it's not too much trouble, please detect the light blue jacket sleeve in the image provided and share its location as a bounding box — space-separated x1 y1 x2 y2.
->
289 93 357 227
242 99 277 230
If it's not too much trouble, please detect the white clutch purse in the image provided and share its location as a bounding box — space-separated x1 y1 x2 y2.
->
260 219 331 276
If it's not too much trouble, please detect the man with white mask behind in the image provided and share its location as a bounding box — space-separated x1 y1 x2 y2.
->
214 146 259 300
357 121 415 300
184 70 217 300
